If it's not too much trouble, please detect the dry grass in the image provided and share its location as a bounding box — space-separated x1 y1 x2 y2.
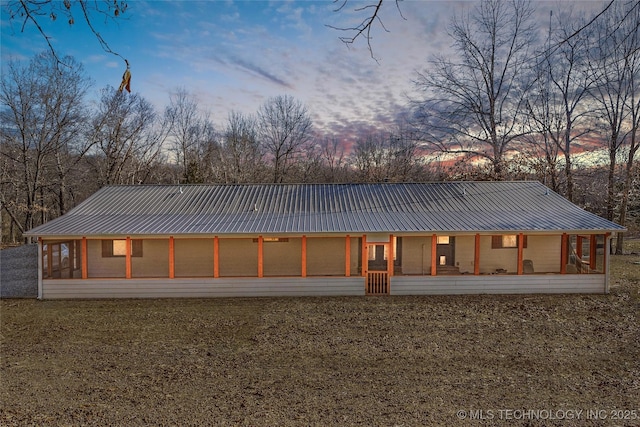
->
1 246 639 426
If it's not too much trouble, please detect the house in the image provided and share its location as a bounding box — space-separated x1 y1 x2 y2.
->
24 181 625 299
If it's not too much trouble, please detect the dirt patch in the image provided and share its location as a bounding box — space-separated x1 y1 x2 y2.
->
1 255 638 426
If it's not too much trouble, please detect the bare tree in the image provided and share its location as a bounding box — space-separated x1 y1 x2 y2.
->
0 52 91 240
88 87 163 186
412 0 537 180
351 133 387 182
164 88 217 184
587 0 640 237
585 1 640 253
316 136 350 182
4 0 129 66
258 95 314 183
217 111 264 183
350 130 422 182
525 8 594 201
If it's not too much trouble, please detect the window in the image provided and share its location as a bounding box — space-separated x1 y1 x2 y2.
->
502 235 517 248
492 235 527 249
102 239 143 257
366 237 400 261
384 236 398 261
252 237 289 243
112 239 127 256
437 236 450 245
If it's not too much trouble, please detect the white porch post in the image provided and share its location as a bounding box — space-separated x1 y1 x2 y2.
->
37 238 43 299
605 233 611 294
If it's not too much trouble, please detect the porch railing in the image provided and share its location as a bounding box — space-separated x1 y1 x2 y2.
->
366 271 389 295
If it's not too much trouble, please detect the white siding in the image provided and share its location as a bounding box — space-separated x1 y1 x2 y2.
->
391 274 606 295
41 277 365 299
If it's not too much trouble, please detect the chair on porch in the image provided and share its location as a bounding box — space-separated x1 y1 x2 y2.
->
523 259 534 274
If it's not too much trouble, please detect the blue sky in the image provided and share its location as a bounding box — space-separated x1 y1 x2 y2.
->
1 1 601 142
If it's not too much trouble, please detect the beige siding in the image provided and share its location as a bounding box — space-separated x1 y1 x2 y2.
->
132 239 169 278
219 239 257 276
175 239 214 277
453 235 475 273
401 236 432 275
479 235 517 274
87 239 125 278
350 237 360 276
523 235 561 273
263 238 302 276
41 277 366 299
391 274 606 295
398 234 564 275
476 235 562 274
307 237 345 276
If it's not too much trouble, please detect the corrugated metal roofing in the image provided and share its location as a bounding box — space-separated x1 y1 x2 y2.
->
25 182 625 237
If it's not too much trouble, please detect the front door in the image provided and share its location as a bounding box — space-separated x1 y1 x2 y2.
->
436 236 455 266
366 243 389 295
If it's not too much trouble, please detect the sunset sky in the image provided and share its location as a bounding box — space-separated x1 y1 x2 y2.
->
1 1 603 142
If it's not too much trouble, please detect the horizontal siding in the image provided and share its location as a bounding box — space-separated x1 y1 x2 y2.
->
390 275 606 295
41 277 365 299
42 274 606 299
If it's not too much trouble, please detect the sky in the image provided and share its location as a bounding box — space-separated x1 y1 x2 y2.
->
1 0 603 144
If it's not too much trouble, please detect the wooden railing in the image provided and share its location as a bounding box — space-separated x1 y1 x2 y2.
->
367 271 389 295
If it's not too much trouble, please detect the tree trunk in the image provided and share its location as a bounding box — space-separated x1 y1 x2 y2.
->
564 151 573 202
606 142 617 221
615 143 636 254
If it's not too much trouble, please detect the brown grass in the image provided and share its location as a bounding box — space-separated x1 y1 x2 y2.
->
1 245 639 426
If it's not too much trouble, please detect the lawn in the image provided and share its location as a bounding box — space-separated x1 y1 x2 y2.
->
1 246 638 426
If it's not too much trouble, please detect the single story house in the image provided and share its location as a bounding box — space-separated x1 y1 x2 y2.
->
24 181 625 299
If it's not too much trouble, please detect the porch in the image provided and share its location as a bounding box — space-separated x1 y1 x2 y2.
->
38 232 609 298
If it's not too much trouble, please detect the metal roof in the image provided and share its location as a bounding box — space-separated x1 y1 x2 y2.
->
25 182 625 237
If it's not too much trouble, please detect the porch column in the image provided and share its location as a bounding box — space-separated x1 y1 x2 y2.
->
46 240 53 278
168 236 175 279
561 233 568 274
37 238 43 299
387 234 394 277
517 233 524 275
345 235 351 277
257 236 264 278
576 235 583 259
301 235 307 278
589 235 597 270
361 235 367 277
604 233 611 293
213 236 219 278
81 237 88 279
604 233 610 275
431 234 437 276
68 241 75 278
125 236 132 279
474 234 480 275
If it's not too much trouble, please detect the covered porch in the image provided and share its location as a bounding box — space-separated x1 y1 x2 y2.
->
38 232 610 299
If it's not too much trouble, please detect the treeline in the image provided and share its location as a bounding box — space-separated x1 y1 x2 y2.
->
1 0 638 249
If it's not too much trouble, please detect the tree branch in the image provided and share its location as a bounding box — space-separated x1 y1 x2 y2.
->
327 0 404 61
